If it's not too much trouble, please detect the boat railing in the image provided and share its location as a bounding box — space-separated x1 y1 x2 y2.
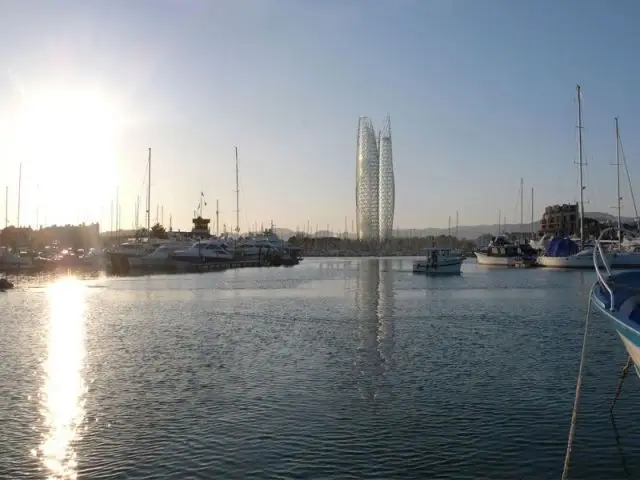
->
593 227 634 311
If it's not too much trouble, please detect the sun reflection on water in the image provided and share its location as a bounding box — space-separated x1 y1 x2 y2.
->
39 277 87 479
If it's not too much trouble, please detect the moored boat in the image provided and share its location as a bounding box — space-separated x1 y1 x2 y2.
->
413 247 464 274
591 228 640 376
474 236 537 267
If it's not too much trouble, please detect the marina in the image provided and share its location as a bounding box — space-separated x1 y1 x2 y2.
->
2 3 640 478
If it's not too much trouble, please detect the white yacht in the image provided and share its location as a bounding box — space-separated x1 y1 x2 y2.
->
233 230 299 258
128 242 191 268
413 248 464 274
170 240 234 264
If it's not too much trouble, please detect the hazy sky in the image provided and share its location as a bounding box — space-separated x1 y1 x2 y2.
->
0 0 639 233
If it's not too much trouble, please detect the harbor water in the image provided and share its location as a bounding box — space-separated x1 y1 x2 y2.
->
2 257 640 479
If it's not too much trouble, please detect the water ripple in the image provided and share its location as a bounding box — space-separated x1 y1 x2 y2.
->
0 259 638 478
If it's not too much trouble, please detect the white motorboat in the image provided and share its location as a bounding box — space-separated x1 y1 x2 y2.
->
413 248 464 275
170 240 234 264
128 243 191 268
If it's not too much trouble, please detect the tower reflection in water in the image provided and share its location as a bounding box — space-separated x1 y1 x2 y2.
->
354 258 395 401
38 277 88 479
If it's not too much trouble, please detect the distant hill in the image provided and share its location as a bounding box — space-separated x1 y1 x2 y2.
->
99 211 638 241
277 211 638 240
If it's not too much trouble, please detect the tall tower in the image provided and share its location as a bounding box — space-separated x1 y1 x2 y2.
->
378 114 395 241
355 117 380 241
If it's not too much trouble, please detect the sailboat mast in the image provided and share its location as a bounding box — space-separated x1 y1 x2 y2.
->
4 186 7 228
115 186 120 243
147 147 151 240
216 199 220 235
615 117 622 243
234 146 240 234
531 187 534 236
520 177 524 238
17 163 21 227
36 184 39 229
455 210 459 238
577 84 585 245
135 195 140 229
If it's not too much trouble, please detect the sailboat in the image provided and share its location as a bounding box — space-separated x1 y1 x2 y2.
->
107 148 156 274
608 118 640 268
538 85 611 268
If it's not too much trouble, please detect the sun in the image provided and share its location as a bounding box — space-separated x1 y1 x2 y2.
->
14 85 121 225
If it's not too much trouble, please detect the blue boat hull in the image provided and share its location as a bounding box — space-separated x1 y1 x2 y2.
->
591 272 640 377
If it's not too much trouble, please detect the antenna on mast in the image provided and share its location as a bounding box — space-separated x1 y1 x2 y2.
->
234 146 240 234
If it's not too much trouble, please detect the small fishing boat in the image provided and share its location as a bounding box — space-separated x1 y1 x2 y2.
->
413 248 464 275
591 227 640 376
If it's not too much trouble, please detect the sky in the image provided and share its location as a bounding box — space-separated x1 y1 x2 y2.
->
1 0 640 233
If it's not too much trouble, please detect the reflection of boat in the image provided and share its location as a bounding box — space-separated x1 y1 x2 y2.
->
413 248 464 274
474 236 536 266
591 228 640 377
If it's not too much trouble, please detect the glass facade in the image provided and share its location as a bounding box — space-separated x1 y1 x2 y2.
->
355 116 395 242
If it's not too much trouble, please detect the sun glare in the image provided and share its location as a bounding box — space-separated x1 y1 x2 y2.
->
40 277 87 479
15 86 121 224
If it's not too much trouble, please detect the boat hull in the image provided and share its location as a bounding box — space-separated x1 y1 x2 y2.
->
611 251 640 268
412 259 463 275
474 252 521 266
538 250 639 269
170 254 234 264
537 254 599 268
591 275 640 377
